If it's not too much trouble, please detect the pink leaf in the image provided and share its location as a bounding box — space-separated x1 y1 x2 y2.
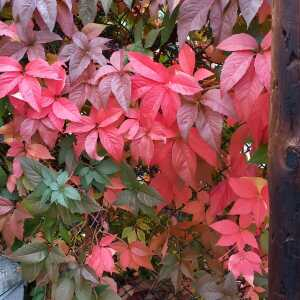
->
221 51 254 93
127 52 169 83
36 0 57 31
20 119 39 142
111 73 131 112
0 197 14 215
261 31 271 51
254 52 271 91
196 107 223 150
52 97 81 122
19 76 41 111
12 0 36 27
217 33 258 51
0 72 22 98
228 250 261 285
0 56 22 72
25 59 60 79
202 89 237 119
239 0 263 27
194 68 214 81
177 102 198 139
210 220 239 235
178 43 195 75
85 130 103 161
168 71 201 95
177 0 215 45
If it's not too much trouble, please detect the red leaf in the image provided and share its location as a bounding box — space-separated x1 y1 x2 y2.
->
99 127 124 162
131 136 154 165
26 143 54 160
2 203 31 247
172 140 197 187
188 128 217 167
229 177 258 198
86 237 116 277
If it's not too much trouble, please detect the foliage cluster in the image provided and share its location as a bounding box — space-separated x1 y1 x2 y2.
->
0 0 271 299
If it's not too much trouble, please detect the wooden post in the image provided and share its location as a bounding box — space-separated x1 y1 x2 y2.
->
269 1 300 299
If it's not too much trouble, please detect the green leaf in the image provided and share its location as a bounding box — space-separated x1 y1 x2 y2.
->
78 166 90 177
96 159 119 175
54 277 75 300
19 157 45 188
138 184 163 201
99 289 122 300
51 191 67 207
120 163 139 189
59 223 71 244
99 0 113 14
57 171 69 186
67 194 101 214
92 171 109 185
115 190 138 214
122 226 137 243
64 186 81 201
75 280 92 300
134 18 144 43
82 171 94 187
160 6 179 46
12 242 48 264
260 230 269 254
145 28 161 48
79 0 97 25
21 262 44 283
58 136 78 174
136 229 145 241
159 254 179 281
31 286 46 300
137 191 162 206
0 166 7 187
46 247 67 282
249 144 268 164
